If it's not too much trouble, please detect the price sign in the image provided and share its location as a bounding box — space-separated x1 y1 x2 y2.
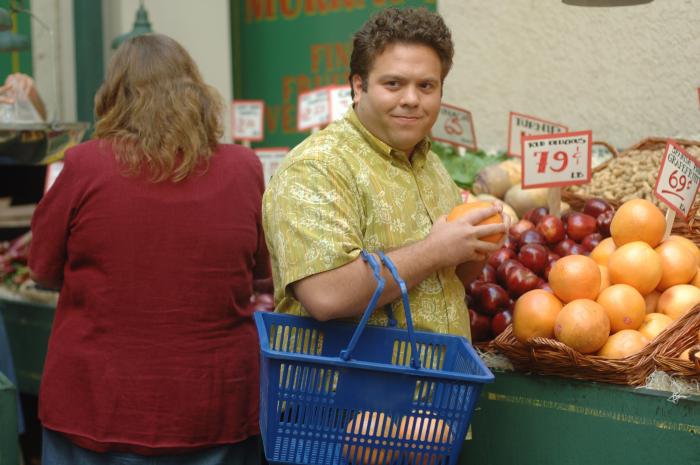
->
507 111 568 157
44 161 64 193
255 147 289 187
232 100 265 142
654 141 700 218
297 87 331 131
431 103 477 150
521 130 592 188
329 85 352 122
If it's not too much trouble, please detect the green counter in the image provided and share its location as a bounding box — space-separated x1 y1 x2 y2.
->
0 298 54 396
0 372 19 465
462 371 700 465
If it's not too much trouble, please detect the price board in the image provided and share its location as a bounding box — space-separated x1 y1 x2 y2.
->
654 141 700 218
431 103 477 150
255 147 289 187
507 112 568 157
297 87 331 131
329 85 352 123
232 100 265 142
521 130 592 188
44 161 64 193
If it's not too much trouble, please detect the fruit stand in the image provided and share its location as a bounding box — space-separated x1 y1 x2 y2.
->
461 371 700 465
0 371 20 465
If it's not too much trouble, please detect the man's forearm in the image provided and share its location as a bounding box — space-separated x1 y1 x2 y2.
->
292 239 444 321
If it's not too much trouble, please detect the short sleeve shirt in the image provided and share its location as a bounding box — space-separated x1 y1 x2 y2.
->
262 109 470 339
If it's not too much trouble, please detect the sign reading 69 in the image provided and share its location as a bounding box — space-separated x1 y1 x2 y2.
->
654 141 700 218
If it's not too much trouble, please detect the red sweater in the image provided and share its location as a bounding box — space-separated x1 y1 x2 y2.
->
29 140 270 454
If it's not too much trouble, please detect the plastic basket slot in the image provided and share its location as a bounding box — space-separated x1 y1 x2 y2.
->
269 324 324 355
342 410 400 465
412 379 438 405
392 340 446 370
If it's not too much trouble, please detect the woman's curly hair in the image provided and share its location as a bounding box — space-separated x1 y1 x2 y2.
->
94 34 223 182
349 7 454 99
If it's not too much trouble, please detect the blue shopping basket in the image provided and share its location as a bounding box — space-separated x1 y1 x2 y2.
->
254 251 494 465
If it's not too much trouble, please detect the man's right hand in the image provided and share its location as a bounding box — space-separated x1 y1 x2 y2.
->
425 204 506 268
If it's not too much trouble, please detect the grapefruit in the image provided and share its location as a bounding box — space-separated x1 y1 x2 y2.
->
512 289 563 343
596 284 646 333
554 299 610 354
607 241 662 295
610 199 665 247
548 255 601 303
657 284 700 320
655 239 699 291
597 330 649 359
638 312 673 341
666 235 700 265
448 201 504 243
343 411 397 465
589 237 617 266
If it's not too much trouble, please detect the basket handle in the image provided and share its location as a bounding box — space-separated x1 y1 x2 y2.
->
339 251 386 361
377 251 421 369
339 251 422 369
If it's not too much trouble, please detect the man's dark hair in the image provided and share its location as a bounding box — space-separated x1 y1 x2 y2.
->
348 7 454 99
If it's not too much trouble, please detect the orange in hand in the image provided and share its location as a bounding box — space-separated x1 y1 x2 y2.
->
447 201 503 243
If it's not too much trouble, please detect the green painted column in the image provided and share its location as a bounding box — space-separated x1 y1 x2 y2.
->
0 0 33 76
73 0 103 134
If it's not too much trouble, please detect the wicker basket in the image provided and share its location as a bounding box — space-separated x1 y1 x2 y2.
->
562 137 700 243
651 305 700 381
493 323 660 386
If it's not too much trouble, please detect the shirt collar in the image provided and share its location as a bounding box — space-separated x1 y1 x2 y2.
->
346 108 432 167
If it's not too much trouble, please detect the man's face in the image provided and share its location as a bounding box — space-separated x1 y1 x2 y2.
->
352 42 442 155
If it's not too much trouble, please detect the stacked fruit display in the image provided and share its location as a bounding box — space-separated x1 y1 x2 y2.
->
511 198 700 359
466 198 615 342
0 231 31 290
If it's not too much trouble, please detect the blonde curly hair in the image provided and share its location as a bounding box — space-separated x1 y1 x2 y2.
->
94 33 223 182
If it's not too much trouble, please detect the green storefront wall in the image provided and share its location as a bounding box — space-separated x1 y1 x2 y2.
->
231 0 436 150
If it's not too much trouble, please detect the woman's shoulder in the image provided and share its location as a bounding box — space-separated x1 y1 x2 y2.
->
62 139 113 168
214 143 263 171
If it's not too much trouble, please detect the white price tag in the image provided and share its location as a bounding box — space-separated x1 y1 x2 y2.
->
521 130 592 188
255 147 289 187
654 141 700 218
431 103 477 150
44 161 64 193
507 112 568 157
232 100 265 142
297 87 331 131
329 85 352 122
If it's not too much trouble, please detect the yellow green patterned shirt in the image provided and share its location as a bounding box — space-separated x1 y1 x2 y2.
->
262 109 470 339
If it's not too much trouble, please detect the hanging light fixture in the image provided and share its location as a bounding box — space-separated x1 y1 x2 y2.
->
0 2 29 52
0 7 13 31
111 0 154 50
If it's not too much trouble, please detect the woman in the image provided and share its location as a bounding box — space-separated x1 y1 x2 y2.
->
29 34 270 465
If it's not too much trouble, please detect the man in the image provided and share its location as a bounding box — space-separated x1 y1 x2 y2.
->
262 7 505 339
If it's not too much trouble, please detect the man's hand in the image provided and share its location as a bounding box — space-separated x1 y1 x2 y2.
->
425 203 507 269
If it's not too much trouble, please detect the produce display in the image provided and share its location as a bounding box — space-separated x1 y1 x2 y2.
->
432 142 508 191
507 198 700 359
0 231 32 291
465 198 615 343
567 144 700 207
